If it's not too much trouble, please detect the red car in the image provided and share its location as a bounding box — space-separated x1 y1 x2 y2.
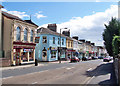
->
70 57 80 62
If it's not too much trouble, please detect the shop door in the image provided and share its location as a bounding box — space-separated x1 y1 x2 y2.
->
42 51 47 61
16 49 20 65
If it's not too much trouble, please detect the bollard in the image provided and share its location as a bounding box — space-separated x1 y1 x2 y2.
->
35 59 38 66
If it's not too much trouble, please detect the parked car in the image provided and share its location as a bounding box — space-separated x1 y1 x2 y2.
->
82 57 88 61
103 56 111 62
88 57 92 60
92 56 98 60
70 57 80 62
98 56 103 59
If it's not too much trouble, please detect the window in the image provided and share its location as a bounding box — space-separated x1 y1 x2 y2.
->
51 51 56 58
58 38 60 45
68 41 70 47
30 30 34 42
53 37 55 44
42 36 47 43
24 28 28 41
71 41 73 47
16 27 21 41
62 39 64 45
35 37 40 43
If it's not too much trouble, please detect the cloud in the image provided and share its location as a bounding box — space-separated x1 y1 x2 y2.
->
34 11 47 19
1 8 29 19
39 5 118 46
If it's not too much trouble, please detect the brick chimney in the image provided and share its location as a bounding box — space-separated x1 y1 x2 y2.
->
47 24 57 32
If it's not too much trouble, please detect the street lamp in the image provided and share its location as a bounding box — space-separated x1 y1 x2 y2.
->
59 28 68 63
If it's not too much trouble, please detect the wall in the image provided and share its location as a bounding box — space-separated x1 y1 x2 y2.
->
66 39 73 49
0 7 2 58
35 34 66 61
3 16 12 58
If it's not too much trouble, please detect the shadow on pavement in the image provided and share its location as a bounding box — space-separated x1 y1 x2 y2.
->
84 62 118 86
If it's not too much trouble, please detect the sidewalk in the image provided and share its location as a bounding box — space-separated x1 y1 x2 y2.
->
1 60 70 71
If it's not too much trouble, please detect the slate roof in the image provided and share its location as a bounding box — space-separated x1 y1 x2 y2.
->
25 20 38 27
0 5 4 8
2 11 38 27
37 27 73 40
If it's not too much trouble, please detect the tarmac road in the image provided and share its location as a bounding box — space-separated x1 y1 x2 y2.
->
2 59 117 85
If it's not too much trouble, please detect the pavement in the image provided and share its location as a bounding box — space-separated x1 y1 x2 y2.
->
1 60 70 71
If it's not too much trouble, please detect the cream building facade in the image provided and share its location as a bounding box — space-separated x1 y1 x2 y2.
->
2 11 38 66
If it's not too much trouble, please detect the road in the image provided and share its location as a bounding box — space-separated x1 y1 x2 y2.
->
1 59 117 85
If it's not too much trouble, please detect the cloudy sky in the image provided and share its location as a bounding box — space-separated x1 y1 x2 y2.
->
1 2 118 46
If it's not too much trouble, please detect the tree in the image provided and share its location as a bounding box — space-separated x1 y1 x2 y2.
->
112 36 120 56
102 17 120 56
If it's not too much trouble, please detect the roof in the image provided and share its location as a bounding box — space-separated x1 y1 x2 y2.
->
37 27 67 38
2 11 38 27
25 20 38 27
0 5 4 8
2 11 22 21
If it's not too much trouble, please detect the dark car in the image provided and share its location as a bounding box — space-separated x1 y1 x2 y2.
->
98 56 103 59
82 57 88 61
70 57 80 62
92 56 98 60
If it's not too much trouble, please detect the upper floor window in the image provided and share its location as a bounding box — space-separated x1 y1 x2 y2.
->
68 41 70 47
71 41 73 47
62 39 64 45
30 30 34 42
58 38 60 45
53 37 55 44
24 28 28 42
16 26 21 41
43 36 47 43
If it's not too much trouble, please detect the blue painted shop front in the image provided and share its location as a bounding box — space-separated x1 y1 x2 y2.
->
35 34 66 61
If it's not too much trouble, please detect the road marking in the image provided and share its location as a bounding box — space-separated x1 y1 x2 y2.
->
56 67 66 70
66 67 75 70
87 68 92 71
86 76 95 84
82 76 95 84
3 76 13 80
32 82 38 84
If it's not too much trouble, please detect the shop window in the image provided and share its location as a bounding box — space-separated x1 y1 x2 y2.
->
24 28 28 42
58 38 60 45
53 37 55 44
51 51 56 58
62 39 64 45
16 26 21 41
42 36 47 43
30 30 34 42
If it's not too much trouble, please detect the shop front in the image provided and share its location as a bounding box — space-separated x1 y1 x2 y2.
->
58 47 67 60
12 41 36 65
66 49 76 60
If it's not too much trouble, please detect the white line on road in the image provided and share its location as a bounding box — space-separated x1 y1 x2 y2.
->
87 68 92 71
3 76 13 80
32 82 38 84
86 76 95 84
66 67 75 70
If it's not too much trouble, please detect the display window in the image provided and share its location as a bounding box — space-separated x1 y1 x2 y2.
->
51 50 56 58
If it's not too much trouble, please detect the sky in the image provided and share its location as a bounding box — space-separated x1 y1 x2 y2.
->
1 2 118 46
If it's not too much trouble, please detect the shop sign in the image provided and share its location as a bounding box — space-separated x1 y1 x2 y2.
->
24 49 30 52
51 47 57 50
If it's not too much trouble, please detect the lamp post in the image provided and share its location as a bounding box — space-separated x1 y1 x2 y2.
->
59 28 68 63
